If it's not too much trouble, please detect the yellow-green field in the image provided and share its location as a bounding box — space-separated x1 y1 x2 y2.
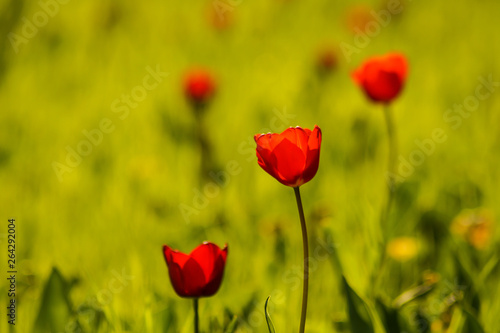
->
1 0 500 332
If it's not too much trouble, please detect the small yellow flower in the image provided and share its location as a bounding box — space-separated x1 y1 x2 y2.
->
430 319 443 332
386 237 419 262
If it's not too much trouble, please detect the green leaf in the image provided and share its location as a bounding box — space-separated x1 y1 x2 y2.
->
75 303 108 332
264 296 276 333
223 315 238 333
462 308 485 333
478 254 499 282
413 310 430 333
376 299 400 333
376 298 412 333
34 267 75 333
209 316 222 332
454 252 481 313
324 228 343 274
342 276 374 333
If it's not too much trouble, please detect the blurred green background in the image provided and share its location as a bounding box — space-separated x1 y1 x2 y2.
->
1 0 500 332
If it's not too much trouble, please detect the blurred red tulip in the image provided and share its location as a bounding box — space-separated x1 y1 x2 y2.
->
163 242 228 298
451 209 494 250
184 69 216 107
316 47 338 74
254 126 322 187
344 4 373 34
207 2 235 30
352 53 408 103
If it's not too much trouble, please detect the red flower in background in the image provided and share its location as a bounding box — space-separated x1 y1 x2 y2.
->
207 2 235 30
344 4 373 34
254 126 322 187
352 53 408 103
184 69 216 107
316 47 338 74
163 242 228 298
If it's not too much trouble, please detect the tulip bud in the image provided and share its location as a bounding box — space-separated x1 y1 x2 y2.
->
162 242 228 298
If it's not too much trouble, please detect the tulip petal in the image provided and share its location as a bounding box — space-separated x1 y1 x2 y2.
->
307 126 322 151
254 132 284 151
303 148 320 184
365 68 402 102
166 260 189 296
384 53 408 80
281 127 310 151
163 245 189 267
352 64 367 85
272 138 306 186
176 257 207 297
204 246 228 296
303 126 322 184
163 246 192 292
256 134 284 181
163 245 206 297
256 147 281 181
190 242 222 280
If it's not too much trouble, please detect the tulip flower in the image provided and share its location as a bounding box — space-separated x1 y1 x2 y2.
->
183 68 216 109
208 2 235 30
344 4 373 35
352 53 408 104
254 125 322 333
183 68 217 181
451 209 494 250
254 125 322 187
316 48 338 76
353 53 409 298
352 53 409 192
163 242 228 297
163 242 228 333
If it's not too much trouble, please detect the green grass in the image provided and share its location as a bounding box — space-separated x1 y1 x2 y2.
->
1 0 500 332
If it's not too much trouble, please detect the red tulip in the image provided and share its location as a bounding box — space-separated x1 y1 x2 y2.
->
207 3 235 31
184 69 216 107
352 53 408 103
163 242 228 298
344 4 373 35
317 48 338 74
254 125 322 187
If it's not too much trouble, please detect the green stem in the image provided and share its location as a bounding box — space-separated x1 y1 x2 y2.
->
372 104 398 296
382 104 397 211
294 186 309 333
193 298 199 333
194 106 211 183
